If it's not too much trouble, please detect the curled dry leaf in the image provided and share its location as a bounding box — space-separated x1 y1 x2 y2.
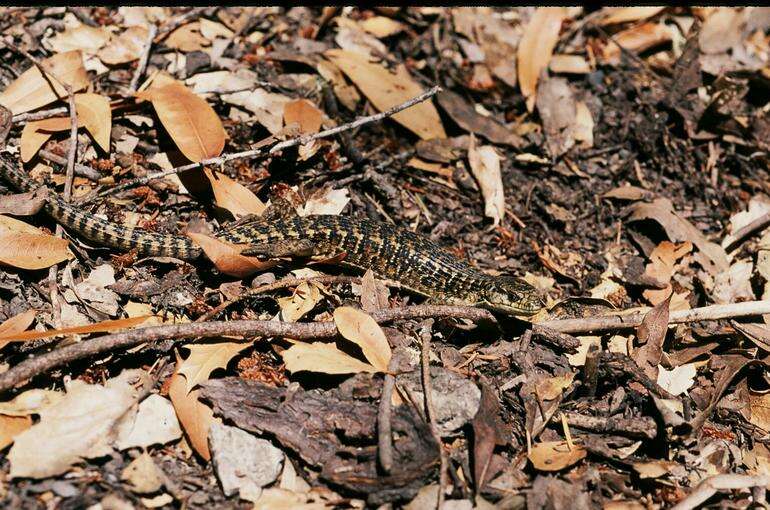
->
136 81 226 163
517 7 567 112
528 440 587 471
203 167 266 218
536 77 577 158
98 25 150 65
178 342 252 394
633 294 671 380
435 90 522 147
0 50 90 115
324 49 446 140
333 306 391 371
281 341 378 375
168 359 213 461
278 282 323 322
0 214 73 270
187 232 277 279
467 136 505 226
8 370 140 479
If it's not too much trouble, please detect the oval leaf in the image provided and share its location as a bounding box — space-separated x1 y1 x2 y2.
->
0 215 73 270
517 7 567 112
187 231 276 278
137 81 225 162
0 50 89 115
281 341 377 375
333 306 391 371
203 167 266 218
528 440 587 471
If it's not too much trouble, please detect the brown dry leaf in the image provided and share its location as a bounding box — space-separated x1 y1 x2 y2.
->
7 370 140 479
360 16 405 38
633 294 671 380
0 214 73 270
0 50 89 115
281 341 378 375
0 415 32 451
642 241 692 304
203 167 266 218
722 194 770 248
598 7 666 26
602 185 652 201
0 309 37 350
277 282 323 322
536 373 576 401
699 7 745 55
472 383 506 491
333 306 391 371
435 90 521 147
324 49 446 140
187 232 276 278
550 54 592 74
528 440 587 471
0 315 154 344
467 136 505 227
168 359 213 460
536 76 577 158
632 460 678 479
46 24 112 55
98 26 150 65
20 93 112 161
136 81 226 162
178 341 251 394
297 188 350 216
283 99 324 135
360 269 390 313
628 198 729 276
712 260 755 304
517 7 567 112
602 22 673 64
573 101 594 148
747 391 770 432
0 187 46 217
165 22 210 52
407 157 453 179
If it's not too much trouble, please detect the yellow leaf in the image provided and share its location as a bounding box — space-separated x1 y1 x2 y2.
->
528 440 587 471
467 137 505 226
98 26 150 65
165 22 209 52
203 167 266 218
0 215 73 270
178 341 251 394
0 415 32 451
517 7 567 112
277 282 323 322
0 309 37 350
281 342 377 375
0 50 90 115
136 81 226 162
187 231 277 278
333 307 391 371
324 49 446 140
168 359 213 460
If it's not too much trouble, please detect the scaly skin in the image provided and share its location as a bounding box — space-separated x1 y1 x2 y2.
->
0 153 543 315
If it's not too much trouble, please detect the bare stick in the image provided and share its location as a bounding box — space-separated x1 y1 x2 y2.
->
38 149 101 181
671 473 770 510
539 300 770 334
11 106 68 123
419 323 447 509
0 304 494 394
129 24 158 93
377 356 398 473
84 86 442 203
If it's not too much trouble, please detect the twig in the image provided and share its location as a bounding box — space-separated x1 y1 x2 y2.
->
0 304 494 394
154 7 209 41
38 149 101 181
11 106 68 123
671 473 770 510
539 301 770 334
552 411 657 440
419 322 447 510
377 356 398 474
83 85 442 203
129 23 158 93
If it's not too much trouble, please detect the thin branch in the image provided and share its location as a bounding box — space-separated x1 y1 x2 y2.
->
377 356 398 474
38 149 101 181
11 106 68 123
539 300 770 334
0 304 494 394
129 24 158 93
83 85 442 203
723 211 770 251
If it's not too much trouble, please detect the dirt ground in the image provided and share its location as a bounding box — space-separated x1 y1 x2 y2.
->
2 6 770 510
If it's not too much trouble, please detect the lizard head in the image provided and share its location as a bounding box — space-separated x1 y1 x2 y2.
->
481 276 544 316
